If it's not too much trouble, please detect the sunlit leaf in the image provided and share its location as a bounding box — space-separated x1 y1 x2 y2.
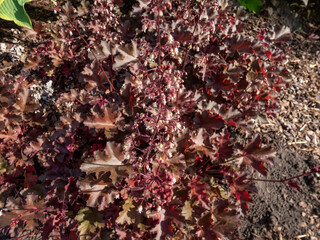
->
181 201 193 220
237 0 263 13
116 197 135 225
113 41 139 70
75 207 104 239
80 142 132 184
0 0 33 29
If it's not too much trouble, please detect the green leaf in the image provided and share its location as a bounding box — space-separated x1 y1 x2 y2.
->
237 0 263 13
116 197 135 225
75 207 104 240
297 24 302 31
50 0 57 6
0 0 33 29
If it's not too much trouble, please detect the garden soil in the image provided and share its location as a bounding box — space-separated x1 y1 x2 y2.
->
237 0 320 239
0 0 319 239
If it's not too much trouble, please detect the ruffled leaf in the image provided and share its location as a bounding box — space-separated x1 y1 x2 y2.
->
80 142 132 184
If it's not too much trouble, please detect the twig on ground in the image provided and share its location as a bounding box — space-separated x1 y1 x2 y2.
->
288 141 308 145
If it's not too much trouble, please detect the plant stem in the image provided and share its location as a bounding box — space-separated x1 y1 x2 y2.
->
247 167 320 183
56 1 115 92
307 24 320 40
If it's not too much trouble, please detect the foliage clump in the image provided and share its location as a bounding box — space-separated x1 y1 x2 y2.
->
0 0 290 239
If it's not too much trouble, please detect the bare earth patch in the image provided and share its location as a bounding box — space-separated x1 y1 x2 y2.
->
238 1 320 239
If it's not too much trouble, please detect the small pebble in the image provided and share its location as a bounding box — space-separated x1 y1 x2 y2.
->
0 43 6 52
299 201 308 208
310 217 315 225
300 222 307 228
266 7 273 16
307 130 313 135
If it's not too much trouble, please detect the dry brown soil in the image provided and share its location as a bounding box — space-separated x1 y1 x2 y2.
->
238 0 320 239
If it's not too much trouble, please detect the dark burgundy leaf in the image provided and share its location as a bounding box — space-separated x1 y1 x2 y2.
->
173 28 193 41
285 180 301 192
228 36 253 54
240 136 275 175
271 25 291 43
0 0 293 239
193 111 225 132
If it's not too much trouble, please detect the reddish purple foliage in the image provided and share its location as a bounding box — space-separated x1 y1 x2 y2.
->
0 0 292 239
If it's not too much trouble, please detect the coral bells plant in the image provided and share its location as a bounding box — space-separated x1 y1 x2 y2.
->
0 0 292 239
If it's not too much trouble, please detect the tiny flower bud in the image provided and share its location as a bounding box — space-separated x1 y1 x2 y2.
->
172 177 176 184
137 205 143 213
157 206 161 212
142 25 147 32
174 47 178 55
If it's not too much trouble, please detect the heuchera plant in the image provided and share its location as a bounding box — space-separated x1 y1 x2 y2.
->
0 0 292 239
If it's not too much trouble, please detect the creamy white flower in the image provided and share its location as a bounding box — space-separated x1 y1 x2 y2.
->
172 177 176 184
174 47 179 55
157 206 161 212
137 205 143 213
